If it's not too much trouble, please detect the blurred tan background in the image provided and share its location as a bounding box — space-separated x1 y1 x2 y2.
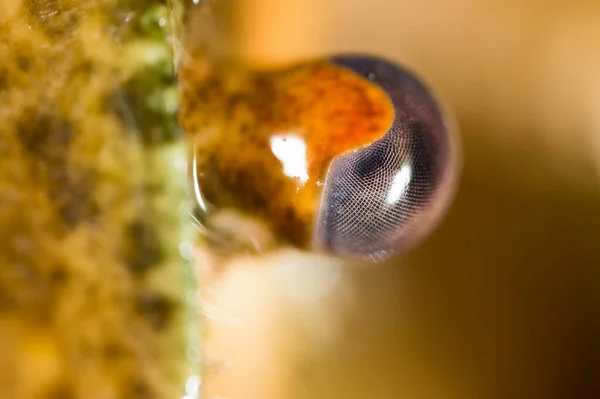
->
200 1 600 398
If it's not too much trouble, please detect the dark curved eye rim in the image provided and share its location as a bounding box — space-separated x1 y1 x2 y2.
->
313 54 459 262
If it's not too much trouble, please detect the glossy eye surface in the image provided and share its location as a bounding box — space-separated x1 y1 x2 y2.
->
314 55 459 262
181 54 459 262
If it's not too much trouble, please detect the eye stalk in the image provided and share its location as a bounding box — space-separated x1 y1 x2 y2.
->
180 54 460 262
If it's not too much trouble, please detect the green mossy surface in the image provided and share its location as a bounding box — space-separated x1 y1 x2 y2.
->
0 1 199 398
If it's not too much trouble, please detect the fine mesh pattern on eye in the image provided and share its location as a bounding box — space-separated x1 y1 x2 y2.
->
315 55 455 261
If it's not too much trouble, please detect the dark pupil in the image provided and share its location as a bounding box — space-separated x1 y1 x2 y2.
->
353 145 387 177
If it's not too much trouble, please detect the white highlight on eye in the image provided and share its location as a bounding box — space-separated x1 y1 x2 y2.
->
386 162 413 204
270 134 309 184
193 155 209 213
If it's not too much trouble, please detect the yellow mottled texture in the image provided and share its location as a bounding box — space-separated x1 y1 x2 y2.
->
0 1 198 398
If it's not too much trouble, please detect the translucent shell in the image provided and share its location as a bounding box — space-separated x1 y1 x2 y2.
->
180 54 460 262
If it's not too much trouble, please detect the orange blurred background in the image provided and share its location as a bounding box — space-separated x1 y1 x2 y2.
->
197 1 600 398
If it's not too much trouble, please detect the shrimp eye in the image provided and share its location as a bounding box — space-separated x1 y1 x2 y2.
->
314 55 460 262
181 54 460 262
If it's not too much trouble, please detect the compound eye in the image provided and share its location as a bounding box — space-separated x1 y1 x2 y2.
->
314 55 460 262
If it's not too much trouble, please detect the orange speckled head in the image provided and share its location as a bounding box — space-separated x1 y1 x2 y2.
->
180 57 394 247
180 54 460 261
